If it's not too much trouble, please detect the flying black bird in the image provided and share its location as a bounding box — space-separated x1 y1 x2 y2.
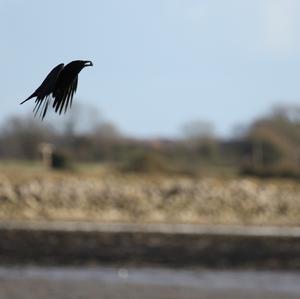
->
20 60 93 119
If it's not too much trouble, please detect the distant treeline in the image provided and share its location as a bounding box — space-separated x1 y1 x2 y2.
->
1 104 300 178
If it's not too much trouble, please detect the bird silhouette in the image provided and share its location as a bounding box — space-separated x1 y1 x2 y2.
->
20 60 93 119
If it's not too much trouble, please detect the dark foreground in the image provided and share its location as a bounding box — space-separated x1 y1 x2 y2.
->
2 221 300 268
0 266 299 299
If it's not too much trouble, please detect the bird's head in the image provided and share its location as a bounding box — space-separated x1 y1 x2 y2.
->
67 60 93 73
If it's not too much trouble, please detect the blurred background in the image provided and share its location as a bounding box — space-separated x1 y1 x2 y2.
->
1 0 300 298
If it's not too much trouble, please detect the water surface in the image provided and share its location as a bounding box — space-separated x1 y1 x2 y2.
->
0 266 299 299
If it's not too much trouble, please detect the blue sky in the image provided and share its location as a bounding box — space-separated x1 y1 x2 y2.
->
1 0 300 138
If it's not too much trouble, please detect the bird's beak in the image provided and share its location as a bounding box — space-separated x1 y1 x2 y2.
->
84 61 93 67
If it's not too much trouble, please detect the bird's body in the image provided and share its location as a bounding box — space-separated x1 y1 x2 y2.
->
21 60 93 119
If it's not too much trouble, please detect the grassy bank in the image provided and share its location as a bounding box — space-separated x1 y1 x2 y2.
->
0 161 300 225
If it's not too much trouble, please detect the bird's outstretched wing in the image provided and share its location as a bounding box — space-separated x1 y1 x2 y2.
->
52 76 78 114
20 63 64 119
52 62 80 114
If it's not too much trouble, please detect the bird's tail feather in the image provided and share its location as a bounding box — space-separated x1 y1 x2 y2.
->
20 93 35 105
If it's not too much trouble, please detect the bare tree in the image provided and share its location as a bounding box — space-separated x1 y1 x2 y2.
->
0 115 54 159
181 120 215 141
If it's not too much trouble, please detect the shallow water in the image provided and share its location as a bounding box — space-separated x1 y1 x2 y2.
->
0 266 299 299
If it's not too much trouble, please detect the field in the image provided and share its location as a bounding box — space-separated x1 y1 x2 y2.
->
0 161 300 226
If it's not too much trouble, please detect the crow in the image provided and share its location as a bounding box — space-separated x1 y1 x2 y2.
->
20 60 93 119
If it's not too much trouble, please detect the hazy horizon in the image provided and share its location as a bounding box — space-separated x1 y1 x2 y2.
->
2 0 300 138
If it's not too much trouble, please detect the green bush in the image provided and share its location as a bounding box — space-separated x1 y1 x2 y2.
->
240 162 300 179
121 152 171 174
